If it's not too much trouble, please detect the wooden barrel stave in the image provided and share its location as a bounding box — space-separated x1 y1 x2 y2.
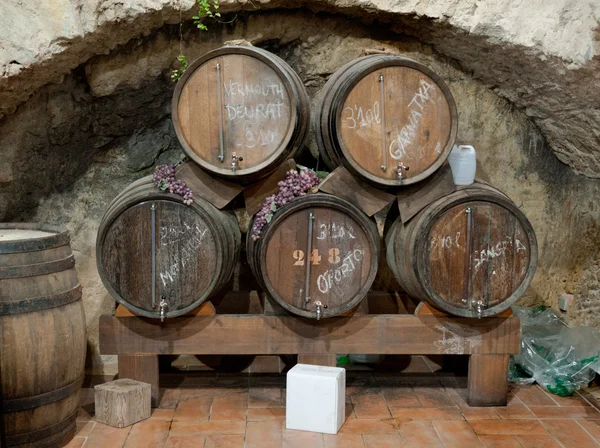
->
172 46 310 183
316 55 458 188
386 184 537 317
0 225 86 448
315 56 379 170
97 178 241 318
247 194 379 318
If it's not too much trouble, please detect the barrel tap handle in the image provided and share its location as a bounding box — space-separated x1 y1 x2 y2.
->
472 299 485 319
315 301 323 320
396 162 409 182
231 152 243 173
159 296 168 322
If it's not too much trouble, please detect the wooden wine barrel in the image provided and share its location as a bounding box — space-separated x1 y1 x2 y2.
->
385 183 538 317
97 178 241 319
315 55 458 187
247 194 379 319
0 224 86 448
172 46 310 183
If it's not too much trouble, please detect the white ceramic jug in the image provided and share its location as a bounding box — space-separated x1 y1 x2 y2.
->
448 144 476 185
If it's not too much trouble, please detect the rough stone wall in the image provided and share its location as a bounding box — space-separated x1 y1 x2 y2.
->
1 10 599 372
1 0 599 177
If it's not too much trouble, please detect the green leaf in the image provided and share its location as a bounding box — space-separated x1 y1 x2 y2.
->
192 15 199 19
266 213 273 223
215 12 221 17
315 170 330 179
270 202 277 212
159 183 169 191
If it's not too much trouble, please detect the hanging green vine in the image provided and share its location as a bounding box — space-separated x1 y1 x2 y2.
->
171 54 188 81
193 0 221 31
170 0 221 82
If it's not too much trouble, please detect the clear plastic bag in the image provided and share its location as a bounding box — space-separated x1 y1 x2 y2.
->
510 306 600 396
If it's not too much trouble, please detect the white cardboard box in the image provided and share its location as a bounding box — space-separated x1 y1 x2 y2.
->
286 363 346 434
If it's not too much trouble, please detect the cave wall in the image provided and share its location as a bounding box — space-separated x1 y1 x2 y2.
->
1 10 599 373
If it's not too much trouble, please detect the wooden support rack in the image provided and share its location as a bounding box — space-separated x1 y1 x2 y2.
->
99 292 520 407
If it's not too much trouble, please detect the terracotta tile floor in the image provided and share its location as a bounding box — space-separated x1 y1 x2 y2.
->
70 356 600 447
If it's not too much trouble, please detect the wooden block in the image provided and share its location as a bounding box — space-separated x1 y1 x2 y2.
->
415 302 513 317
175 161 244 209
118 355 159 407
243 158 296 216
318 166 396 216
396 163 456 223
114 301 216 317
298 354 337 367
467 354 509 406
94 379 151 428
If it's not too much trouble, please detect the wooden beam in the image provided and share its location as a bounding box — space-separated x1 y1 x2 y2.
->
467 354 509 406
118 355 159 407
100 314 520 356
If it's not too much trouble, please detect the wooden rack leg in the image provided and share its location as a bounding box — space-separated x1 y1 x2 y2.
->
298 354 337 367
467 354 509 406
118 355 159 407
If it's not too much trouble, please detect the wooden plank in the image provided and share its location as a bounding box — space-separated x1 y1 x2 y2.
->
118 355 159 407
298 354 337 367
243 158 296 216
318 166 395 217
100 314 520 356
176 162 244 209
467 354 509 406
416 302 513 317
114 302 216 317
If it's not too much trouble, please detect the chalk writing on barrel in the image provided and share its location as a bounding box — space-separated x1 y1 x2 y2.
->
343 101 381 130
316 223 356 240
235 129 278 149
317 248 364 294
158 224 208 286
225 103 284 122
389 78 437 160
224 79 285 99
473 237 527 270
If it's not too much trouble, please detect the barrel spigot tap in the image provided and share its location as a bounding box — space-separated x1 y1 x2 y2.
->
231 152 243 173
396 162 409 182
159 296 168 322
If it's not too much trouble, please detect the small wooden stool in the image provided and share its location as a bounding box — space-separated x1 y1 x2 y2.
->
94 379 151 428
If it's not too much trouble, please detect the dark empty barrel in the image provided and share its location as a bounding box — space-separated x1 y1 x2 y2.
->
172 45 310 183
96 177 240 319
315 55 458 187
0 224 86 448
247 194 379 319
385 183 538 317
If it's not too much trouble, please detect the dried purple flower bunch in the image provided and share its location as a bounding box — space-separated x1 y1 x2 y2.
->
153 164 194 206
251 167 320 240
